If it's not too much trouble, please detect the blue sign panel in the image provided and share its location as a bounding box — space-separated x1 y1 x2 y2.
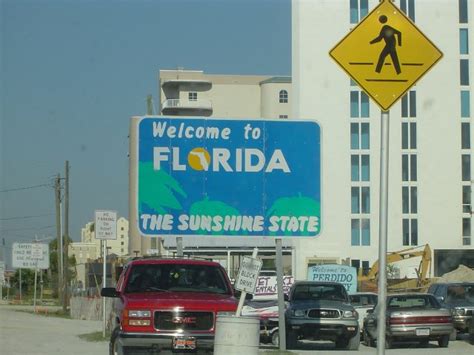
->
137 117 321 237
307 265 357 293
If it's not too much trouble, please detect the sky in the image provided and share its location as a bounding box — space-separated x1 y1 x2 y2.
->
0 0 291 265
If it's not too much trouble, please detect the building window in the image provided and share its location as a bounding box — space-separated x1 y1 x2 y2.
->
403 218 418 246
279 90 288 103
401 91 417 118
461 59 470 85
350 0 368 24
350 91 370 118
461 91 470 117
402 186 418 214
462 154 471 181
188 92 197 101
462 122 471 149
463 218 471 245
400 0 415 21
121 227 124 231
402 154 417 181
351 187 360 214
351 187 370 214
402 122 417 149
460 29 469 54
351 155 370 181
351 218 370 246
350 123 370 149
459 0 468 24
279 115 288 119
463 185 471 213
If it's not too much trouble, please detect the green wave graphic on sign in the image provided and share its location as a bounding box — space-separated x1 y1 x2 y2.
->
139 162 187 214
267 194 321 236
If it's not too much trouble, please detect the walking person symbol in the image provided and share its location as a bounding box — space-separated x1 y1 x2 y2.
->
370 15 402 74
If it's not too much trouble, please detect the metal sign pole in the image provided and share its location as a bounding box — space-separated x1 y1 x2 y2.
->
376 110 390 354
276 238 286 350
33 261 38 312
176 237 183 257
102 239 107 337
19 268 22 302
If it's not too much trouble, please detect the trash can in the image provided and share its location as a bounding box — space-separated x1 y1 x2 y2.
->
214 314 260 355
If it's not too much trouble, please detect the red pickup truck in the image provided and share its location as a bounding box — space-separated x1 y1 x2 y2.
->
101 257 238 354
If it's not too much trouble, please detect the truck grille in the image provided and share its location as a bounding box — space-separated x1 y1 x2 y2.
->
154 311 214 331
308 309 340 318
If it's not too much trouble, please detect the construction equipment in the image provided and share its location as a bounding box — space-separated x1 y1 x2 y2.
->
359 244 432 291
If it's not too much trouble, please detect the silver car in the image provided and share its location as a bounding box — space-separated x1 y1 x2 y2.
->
364 293 453 349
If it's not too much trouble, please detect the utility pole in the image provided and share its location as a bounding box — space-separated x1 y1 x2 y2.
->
63 160 70 312
146 95 154 115
55 174 63 304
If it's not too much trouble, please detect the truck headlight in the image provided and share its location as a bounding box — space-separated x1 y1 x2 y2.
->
454 308 466 316
342 310 358 319
293 309 306 317
128 310 151 318
129 319 151 326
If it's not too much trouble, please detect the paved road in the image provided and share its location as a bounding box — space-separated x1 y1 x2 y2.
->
1 305 473 354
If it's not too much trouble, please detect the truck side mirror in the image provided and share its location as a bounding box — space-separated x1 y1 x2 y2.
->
101 287 119 298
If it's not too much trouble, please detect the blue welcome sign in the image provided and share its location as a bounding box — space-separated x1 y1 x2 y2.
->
307 265 358 293
136 116 321 237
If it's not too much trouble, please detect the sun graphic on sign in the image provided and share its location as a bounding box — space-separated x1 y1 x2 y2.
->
187 148 211 171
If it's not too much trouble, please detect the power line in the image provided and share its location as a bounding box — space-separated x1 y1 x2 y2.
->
0 183 52 193
0 225 54 233
0 213 54 221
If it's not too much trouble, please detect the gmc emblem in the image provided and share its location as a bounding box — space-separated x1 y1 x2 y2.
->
172 316 197 324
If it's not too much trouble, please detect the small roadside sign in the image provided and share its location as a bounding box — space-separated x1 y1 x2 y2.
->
95 210 117 240
329 0 442 111
12 243 50 269
234 256 263 294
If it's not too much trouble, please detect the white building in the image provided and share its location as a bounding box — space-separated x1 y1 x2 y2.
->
291 0 474 278
78 217 129 257
158 69 292 119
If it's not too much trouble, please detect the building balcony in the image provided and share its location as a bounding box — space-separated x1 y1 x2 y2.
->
162 79 212 91
161 99 213 116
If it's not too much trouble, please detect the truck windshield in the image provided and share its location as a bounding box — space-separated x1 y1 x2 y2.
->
446 284 474 305
125 264 230 294
292 284 347 302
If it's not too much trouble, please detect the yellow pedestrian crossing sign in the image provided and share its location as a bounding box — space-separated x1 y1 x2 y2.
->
329 0 443 111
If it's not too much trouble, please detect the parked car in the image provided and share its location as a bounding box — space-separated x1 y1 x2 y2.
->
285 281 360 350
242 299 280 345
349 292 378 337
101 257 238 355
427 282 474 337
363 293 453 349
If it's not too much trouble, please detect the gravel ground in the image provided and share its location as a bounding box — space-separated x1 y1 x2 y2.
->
0 305 107 355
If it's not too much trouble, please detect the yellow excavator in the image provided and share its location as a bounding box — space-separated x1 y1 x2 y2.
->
358 244 432 292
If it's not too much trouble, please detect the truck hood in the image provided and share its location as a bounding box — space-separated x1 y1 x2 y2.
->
123 292 238 312
288 299 354 312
